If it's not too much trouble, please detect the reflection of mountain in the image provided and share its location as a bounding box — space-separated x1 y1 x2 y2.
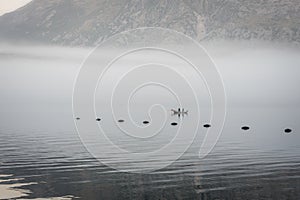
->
0 0 299 46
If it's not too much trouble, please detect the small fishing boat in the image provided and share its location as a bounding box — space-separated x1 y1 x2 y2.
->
171 108 188 116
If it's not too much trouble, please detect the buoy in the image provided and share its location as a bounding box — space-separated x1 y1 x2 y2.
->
203 124 211 128
118 119 125 123
76 117 80 120
96 118 101 121
143 121 150 124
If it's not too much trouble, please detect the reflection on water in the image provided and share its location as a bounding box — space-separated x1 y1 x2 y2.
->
0 42 300 199
0 107 299 199
0 174 32 199
0 174 75 199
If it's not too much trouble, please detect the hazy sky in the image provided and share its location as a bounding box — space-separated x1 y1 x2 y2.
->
0 0 32 16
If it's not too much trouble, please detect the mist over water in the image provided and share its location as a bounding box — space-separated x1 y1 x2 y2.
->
0 41 300 199
1 41 299 129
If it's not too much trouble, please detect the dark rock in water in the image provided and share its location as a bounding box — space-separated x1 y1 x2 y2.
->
76 117 80 120
241 126 250 131
96 118 101 121
143 121 150 124
284 128 292 133
203 124 211 128
118 119 125 123
171 122 178 126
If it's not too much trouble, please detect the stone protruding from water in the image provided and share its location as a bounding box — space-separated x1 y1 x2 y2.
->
203 124 211 128
171 122 178 126
241 126 250 131
284 128 292 133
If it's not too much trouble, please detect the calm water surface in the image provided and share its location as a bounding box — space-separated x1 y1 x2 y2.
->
0 44 300 199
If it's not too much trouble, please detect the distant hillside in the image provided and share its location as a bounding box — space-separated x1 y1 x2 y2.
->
0 0 299 46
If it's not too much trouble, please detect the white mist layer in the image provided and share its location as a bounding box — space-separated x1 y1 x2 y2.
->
0 41 299 131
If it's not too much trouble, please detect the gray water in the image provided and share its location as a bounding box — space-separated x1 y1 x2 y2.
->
0 42 300 199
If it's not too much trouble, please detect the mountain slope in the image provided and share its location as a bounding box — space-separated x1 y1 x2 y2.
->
0 0 299 46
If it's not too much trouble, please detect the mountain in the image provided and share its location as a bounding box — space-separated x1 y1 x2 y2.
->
0 0 299 46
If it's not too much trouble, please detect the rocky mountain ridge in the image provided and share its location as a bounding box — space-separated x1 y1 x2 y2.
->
0 0 299 46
